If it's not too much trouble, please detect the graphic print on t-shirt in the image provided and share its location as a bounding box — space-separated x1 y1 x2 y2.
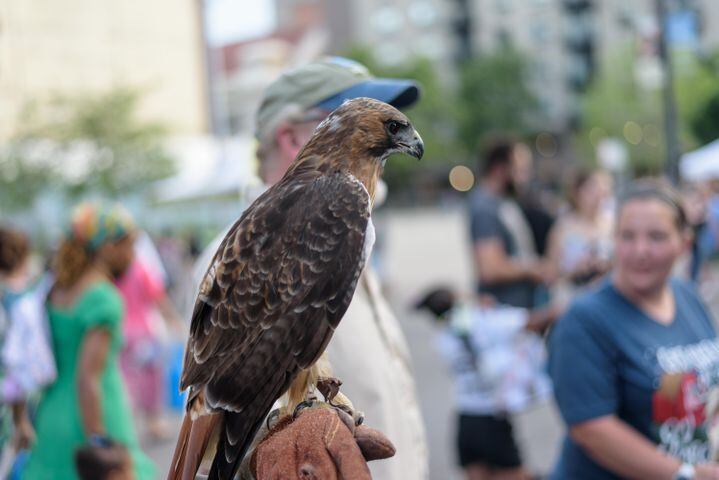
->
652 339 719 463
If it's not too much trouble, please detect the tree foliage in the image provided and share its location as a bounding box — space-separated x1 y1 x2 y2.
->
344 46 541 192
344 46 465 190
456 48 541 155
577 49 663 173
691 92 719 145
1 88 175 211
679 50 719 146
576 47 719 175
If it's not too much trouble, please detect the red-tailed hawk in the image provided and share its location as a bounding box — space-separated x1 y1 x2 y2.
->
168 98 423 480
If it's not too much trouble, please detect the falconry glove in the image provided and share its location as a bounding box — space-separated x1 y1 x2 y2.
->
248 402 395 480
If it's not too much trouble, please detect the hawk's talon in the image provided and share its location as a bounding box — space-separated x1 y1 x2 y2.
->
266 409 280 429
293 400 315 418
329 400 352 415
316 376 342 402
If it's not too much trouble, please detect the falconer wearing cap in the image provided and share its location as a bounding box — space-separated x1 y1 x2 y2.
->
187 57 428 480
255 56 420 184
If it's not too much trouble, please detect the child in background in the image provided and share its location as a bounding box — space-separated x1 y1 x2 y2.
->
415 288 556 480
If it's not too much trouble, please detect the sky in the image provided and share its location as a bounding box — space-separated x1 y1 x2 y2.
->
204 0 276 46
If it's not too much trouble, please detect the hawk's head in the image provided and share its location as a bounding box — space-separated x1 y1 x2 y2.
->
293 97 423 201
319 97 423 162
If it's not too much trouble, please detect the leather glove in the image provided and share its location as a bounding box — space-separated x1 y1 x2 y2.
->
250 403 395 480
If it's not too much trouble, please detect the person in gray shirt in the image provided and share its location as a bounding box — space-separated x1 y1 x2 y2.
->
469 138 550 309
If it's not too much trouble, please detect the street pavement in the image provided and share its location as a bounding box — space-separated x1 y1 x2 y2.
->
145 206 564 479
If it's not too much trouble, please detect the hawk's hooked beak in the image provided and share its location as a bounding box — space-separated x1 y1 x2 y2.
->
398 129 424 160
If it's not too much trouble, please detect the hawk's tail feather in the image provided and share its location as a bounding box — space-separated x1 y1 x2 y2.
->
208 411 265 480
167 413 222 480
167 413 192 480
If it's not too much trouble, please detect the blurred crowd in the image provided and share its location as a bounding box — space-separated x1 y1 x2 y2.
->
3 55 719 480
0 210 206 479
416 136 719 480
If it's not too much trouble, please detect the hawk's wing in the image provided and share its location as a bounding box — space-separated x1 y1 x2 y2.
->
179 169 371 474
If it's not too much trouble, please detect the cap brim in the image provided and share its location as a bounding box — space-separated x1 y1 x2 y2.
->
316 79 420 111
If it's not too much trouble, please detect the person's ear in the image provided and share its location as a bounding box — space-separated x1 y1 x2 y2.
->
275 123 302 157
267 122 305 182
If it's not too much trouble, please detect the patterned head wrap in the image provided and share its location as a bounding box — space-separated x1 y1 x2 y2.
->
67 203 136 252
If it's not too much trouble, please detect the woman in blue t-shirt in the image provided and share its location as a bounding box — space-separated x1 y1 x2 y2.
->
550 179 719 480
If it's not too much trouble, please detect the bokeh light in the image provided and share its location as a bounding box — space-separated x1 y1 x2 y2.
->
623 121 643 145
535 132 558 157
449 165 475 192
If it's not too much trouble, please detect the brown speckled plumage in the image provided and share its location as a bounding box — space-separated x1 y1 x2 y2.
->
167 98 423 480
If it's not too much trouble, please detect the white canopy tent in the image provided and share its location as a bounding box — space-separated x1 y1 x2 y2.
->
681 138 719 182
145 135 265 231
153 134 262 204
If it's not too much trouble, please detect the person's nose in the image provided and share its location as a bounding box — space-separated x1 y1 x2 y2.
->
633 236 652 259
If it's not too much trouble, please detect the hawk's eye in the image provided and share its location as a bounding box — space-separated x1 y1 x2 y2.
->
387 121 401 136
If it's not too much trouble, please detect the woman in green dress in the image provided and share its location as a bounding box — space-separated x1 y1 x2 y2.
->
24 203 155 479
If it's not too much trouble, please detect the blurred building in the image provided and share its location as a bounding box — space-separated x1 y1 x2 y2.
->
470 0 567 126
0 0 209 140
470 0 719 129
271 0 719 131
210 28 327 136
210 0 719 137
214 0 456 138
276 0 457 69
